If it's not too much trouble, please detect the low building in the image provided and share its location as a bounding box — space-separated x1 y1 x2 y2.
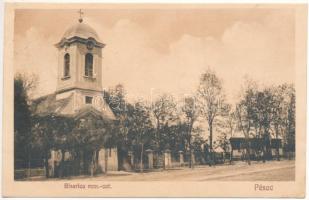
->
229 137 283 161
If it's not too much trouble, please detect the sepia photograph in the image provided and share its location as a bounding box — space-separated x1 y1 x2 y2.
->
2 2 307 198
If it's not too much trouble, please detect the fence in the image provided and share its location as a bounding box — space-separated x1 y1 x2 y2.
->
14 159 46 180
15 168 46 180
15 159 45 169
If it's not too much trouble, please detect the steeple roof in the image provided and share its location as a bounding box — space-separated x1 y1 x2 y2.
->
63 22 100 42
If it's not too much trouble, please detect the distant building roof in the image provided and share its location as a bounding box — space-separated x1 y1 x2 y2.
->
229 137 282 149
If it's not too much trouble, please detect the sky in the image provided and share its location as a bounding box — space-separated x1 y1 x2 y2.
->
14 7 295 105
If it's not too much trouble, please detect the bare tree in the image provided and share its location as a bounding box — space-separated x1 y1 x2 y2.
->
234 80 258 165
269 85 285 161
138 102 152 173
274 84 295 159
182 96 199 168
197 70 227 164
216 106 235 163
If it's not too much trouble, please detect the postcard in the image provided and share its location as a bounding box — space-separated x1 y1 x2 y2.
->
2 2 307 197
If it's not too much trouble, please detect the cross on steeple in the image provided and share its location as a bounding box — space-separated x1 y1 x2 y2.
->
78 9 84 23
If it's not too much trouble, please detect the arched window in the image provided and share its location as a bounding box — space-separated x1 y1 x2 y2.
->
64 53 70 77
85 53 93 77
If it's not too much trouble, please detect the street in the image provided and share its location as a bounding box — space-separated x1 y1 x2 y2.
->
47 160 294 181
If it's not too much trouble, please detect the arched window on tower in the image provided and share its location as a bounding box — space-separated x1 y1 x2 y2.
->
64 53 70 77
85 53 93 77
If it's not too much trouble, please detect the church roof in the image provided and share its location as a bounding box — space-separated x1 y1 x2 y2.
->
31 93 71 117
31 93 116 121
63 22 100 42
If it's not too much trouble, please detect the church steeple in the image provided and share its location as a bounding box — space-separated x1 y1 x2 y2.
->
34 10 115 123
54 10 106 113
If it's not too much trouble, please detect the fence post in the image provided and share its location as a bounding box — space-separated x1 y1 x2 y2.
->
49 150 56 177
146 149 154 170
179 151 184 166
191 150 195 168
164 149 171 169
128 151 134 168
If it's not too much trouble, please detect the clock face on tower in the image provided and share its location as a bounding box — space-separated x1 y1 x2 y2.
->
86 41 94 50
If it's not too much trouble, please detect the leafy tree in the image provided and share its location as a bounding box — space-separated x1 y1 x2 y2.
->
190 129 206 164
32 115 75 177
104 84 127 117
269 84 295 159
216 105 235 152
104 84 129 167
270 85 286 160
14 73 37 172
213 104 235 164
68 115 116 176
285 86 295 158
159 122 188 158
152 94 178 151
235 80 258 165
126 102 154 172
253 88 276 161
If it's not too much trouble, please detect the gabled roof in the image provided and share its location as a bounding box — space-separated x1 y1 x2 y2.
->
31 93 71 117
74 106 114 120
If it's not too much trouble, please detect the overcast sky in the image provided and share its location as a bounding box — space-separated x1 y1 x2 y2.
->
14 7 295 104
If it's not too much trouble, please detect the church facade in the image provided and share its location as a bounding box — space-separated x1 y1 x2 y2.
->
32 17 119 177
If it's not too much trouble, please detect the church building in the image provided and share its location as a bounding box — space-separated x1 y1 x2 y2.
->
32 12 119 177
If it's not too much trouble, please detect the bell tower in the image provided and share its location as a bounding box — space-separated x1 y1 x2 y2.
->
54 10 108 113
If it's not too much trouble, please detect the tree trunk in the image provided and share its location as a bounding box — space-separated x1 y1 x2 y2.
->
188 139 192 169
263 133 271 162
229 148 233 165
275 127 280 161
27 153 31 179
209 124 214 166
244 127 251 165
246 145 251 165
191 150 195 169
156 118 160 150
209 124 213 150
140 143 144 173
77 150 83 175
60 149 65 178
104 149 108 174
262 146 266 163
95 149 99 173
188 121 193 169
44 150 49 178
244 136 251 165
82 150 87 175
90 150 96 177
263 138 268 162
